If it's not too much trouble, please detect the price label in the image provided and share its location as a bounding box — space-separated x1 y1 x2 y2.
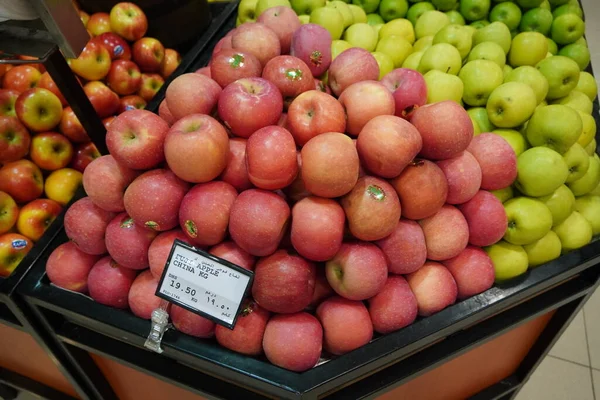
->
155 240 253 329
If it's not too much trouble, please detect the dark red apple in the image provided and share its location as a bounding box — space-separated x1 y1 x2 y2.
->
88 256 137 309
381 68 427 119
209 49 262 88
290 24 332 77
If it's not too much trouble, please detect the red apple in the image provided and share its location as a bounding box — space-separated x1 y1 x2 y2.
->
209 49 262 88
381 68 427 119
357 115 422 178
16 198 62 242
124 169 190 232
37 72 67 106
2 65 41 93
88 256 137 308
109 3 148 41
231 22 281 67
328 48 379 96
105 109 170 170
0 191 18 235
290 24 332 78
228 189 290 256
171 305 215 338
459 190 508 247
0 89 20 117
309 267 334 308
220 138 253 192
128 270 162 319
165 73 222 121
326 242 388 301
316 296 372 355
148 229 193 279
443 246 495 299
287 90 346 146
106 60 142 96
92 32 132 60
0 160 43 203
262 55 314 100
82 155 139 212
406 261 458 317
257 6 302 54
314 78 331 94
69 41 112 81
84 81 120 119
137 73 164 102
212 35 233 57
60 107 90 143
160 48 181 79
105 212 157 269
436 151 482 205
132 37 165 73
87 12 111 36
368 275 418 334
209 241 256 271
246 126 298 189
217 77 283 139
301 132 359 198
0 233 33 277
64 197 116 255
70 142 100 173
0 116 30 163
118 95 146 114
339 80 395 136
103 116 116 129
29 132 74 171
164 114 229 183
375 219 426 275
419 205 469 261
195 66 211 78
215 300 269 356
179 181 237 246
46 242 101 292
157 99 174 125
467 133 517 190
15 88 63 132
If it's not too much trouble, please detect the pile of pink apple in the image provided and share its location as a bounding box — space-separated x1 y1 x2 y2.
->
42 10 525 372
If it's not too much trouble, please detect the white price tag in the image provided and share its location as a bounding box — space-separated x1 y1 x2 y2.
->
155 240 253 328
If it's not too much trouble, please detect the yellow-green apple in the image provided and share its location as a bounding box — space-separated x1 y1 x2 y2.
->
504 66 549 104
423 70 464 104
92 32 131 61
290 24 333 77
255 0 292 17
437 151 482 205
166 73 221 121
232 22 281 68
238 0 259 22
406 261 457 316
443 246 495 299
547 38 558 54
70 142 100 173
380 68 427 118
585 139 596 156
326 1 354 28
15 88 62 132
30 132 74 171
109 3 148 41
379 18 415 43
468 42 506 68
178 181 238 247
64 197 116 255
309 7 344 40
87 12 111 36
0 89 19 118
124 168 190 232
316 296 372 355
0 159 43 203
378 0 409 21
447 10 466 25
68 41 111 81
339 80 395 136
16 198 62 241
46 242 101 292
132 38 165 73
105 109 170 170
414 10 450 39
503 197 552 245
553 90 593 114
104 212 158 269
0 116 30 163
493 129 528 156
516 147 569 196
343 23 378 51
0 233 32 277
553 211 593 253
407 2 435 26
472 21 512 54
355 0 380 14
287 90 346 146
468 133 518 190
523 230 561 267
574 195 600 235
164 114 228 183
459 190 507 246
536 56 580 100
486 82 536 128
44 168 82 206
577 110 596 148
331 40 352 60
210 48 262 88
553 3 583 18
433 24 473 59
106 60 142 96
508 32 548 67
558 43 590 71
413 35 433 52
328 48 379 96
371 51 394 79
563 143 590 183
2 65 41 93
459 60 504 106
460 0 491 21
490 2 521 30
376 35 413 68
59 107 89 143
262 55 314 101
468 107 495 132
491 186 514 203
257 6 302 55
575 71 597 101
418 43 462 75
137 73 164 102
82 155 138 212
567 154 600 196
118 94 146 114
551 14 584 45
0 191 18 234
159 48 181 79
538 184 575 227
84 81 120 118
348 4 367 23
37 72 66 106
525 104 582 153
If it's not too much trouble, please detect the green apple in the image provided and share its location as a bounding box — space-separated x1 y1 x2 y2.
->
552 90 593 115
551 14 584 45
486 82 537 128
536 56 580 100
553 3 582 19
433 25 473 59
538 184 575 226
525 105 582 154
407 2 435 26
348 4 368 22
567 154 600 196
413 35 434 52
354 0 380 13
344 23 378 50
504 197 553 245
504 66 549 104
548 0 571 5
558 43 590 71
573 36 587 47
459 60 504 106
460 0 491 21
508 32 548 68
523 230 561 267
516 147 569 196
585 139 597 156
418 43 462 75
376 35 413 67
563 143 590 183
539 0 551 10
470 20 490 29
518 8 553 35
414 10 450 39
402 50 424 70
491 186 514 203
468 107 496 132
379 18 416 43
431 0 457 11
329 1 355 27
577 111 597 148
423 70 464 103
310 8 345 39
373 23 384 35
468 42 506 68
291 0 325 14
371 51 395 79
546 38 558 55
366 12 385 24
575 71 598 102
446 10 466 25
299 14 310 23
503 64 513 79
574 195 600 235
489 2 522 31
590 182 600 196
236 17 243 26
485 241 529 282
238 0 259 22
493 129 529 156
472 21 512 54
379 0 409 21
516 0 544 7
255 0 291 16
332 40 353 59
471 117 482 135
553 211 593 253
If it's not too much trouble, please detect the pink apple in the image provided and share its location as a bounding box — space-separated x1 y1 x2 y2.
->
210 48 262 88
158 99 175 125
46 242 101 293
257 6 302 54
339 80 395 136
458 190 508 247
128 270 162 320
231 22 281 67
105 212 157 269
209 241 256 271
290 24 332 77
406 261 457 317
381 68 427 119
287 90 346 146
195 66 211 78
220 138 253 192
88 256 137 309
171 305 215 338
368 275 418 334
82 155 139 212
419 205 469 261
310 267 334 308
215 300 270 356
375 219 427 275
316 296 372 355
467 133 517 190
64 197 116 255
262 55 314 99
165 73 222 121
436 151 482 205
442 246 495 299
148 229 194 279
328 48 379 97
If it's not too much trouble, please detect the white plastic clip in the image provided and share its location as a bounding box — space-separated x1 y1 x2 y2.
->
144 300 171 354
